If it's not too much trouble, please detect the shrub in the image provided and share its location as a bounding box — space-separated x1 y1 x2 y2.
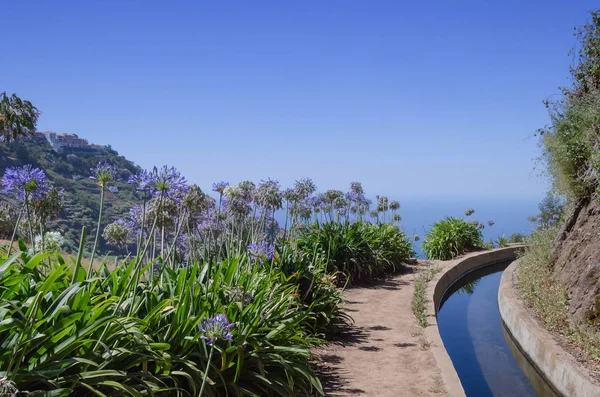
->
508 233 526 243
516 227 600 359
296 221 414 283
0 250 325 396
275 246 352 335
538 12 600 200
421 217 483 260
496 235 508 248
516 227 566 330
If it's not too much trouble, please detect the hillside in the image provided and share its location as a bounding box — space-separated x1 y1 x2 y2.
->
552 195 600 325
517 10 600 352
0 134 140 254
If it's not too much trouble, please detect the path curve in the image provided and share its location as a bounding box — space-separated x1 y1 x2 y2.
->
313 266 449 396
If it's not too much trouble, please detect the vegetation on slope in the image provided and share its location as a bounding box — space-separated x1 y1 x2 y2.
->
517 227 600 363
0 137 140 253
517 9 600 365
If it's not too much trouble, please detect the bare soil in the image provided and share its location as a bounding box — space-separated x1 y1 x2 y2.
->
552 193 600 327
312 266 448 396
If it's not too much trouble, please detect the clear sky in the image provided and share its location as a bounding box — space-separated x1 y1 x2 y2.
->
2 1 597 201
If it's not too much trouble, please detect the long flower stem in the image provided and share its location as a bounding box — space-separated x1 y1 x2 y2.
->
7 204 24 257
88 185 105 276
137 198 147 258
161 225 165 259
199 344 215 397
72 226 87 285
24 194 35 252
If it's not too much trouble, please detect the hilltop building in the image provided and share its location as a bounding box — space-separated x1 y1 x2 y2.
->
41 131 102 155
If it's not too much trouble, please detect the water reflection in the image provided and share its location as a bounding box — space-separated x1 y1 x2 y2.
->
437 261 556 396
502 323 560 397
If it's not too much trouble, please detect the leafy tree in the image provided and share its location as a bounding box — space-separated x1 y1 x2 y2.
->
0 92 39 143
538 191 565 225
570 10 600 95
538 10 600 199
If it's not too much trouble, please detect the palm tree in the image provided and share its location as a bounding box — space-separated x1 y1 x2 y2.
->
0 92 39 143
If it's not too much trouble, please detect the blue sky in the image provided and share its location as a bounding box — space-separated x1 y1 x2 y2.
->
2 1 597 201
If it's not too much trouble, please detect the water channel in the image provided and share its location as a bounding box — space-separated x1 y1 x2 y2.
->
437 261 560 397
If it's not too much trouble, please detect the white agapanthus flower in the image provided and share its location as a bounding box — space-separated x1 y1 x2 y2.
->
223 185 242 199
35 231 65 253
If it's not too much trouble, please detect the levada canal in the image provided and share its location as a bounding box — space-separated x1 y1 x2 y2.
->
437 261 560 397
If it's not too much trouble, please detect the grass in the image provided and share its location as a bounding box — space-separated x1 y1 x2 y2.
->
412 266 441 328
516 227 600 361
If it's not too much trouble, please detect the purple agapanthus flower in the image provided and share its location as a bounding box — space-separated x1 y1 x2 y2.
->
349 181 364 195
212 181 229 194
345 191 366 204
90 161 118 186
248 241 275 262
128 204 150 238
197 208 226 236
115 218 134 229
307 195 321 208
294 198 313 220
284 187 298 202
238 181 256 202
2 164 49 200
200 314 234 345
128 169 154 194
149 165 188 201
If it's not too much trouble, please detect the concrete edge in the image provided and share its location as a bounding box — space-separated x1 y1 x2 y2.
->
424 246 523 397
498 261 600 397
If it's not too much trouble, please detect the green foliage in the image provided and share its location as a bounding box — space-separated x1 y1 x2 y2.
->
421 217 483 260
570 10 600 93
296 221 414 284
0 199 17 239
538 191 566 225
540 97 600 197
516 227 600 358
411 266 440 327
496 235 508 248
275 247 351 336
0 138 140 253
0 92 39 143
508 233 526 243
516 227 566 330
481 240 495 250
539 11 600 200
0 250 328 396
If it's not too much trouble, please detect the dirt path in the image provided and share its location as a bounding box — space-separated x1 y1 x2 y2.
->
313 266 449 396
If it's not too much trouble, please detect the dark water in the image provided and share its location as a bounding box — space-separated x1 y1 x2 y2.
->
437 262 560 397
